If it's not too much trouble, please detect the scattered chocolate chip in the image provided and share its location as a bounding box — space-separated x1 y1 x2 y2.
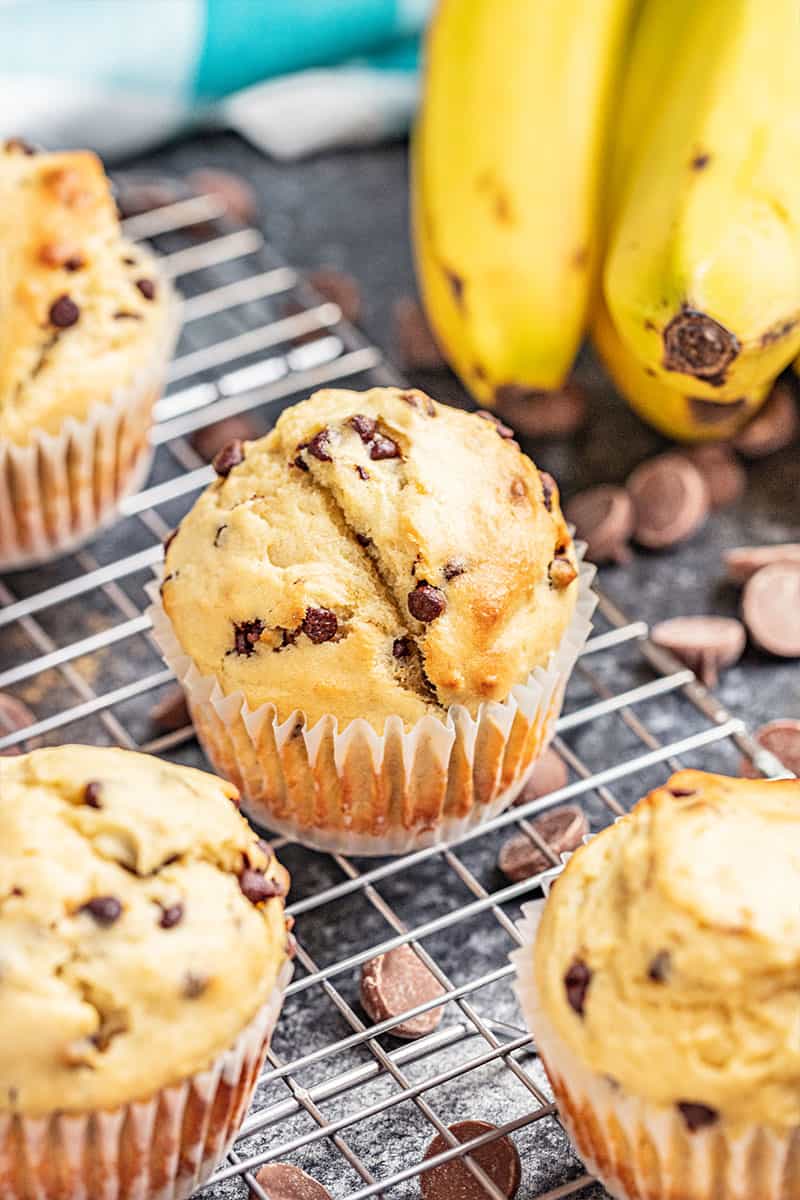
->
291 455 310 472
355 465 370 480
548 556 578 589
740 719 800 778
212 438 245 478
232 619 265 657
393 636 413 659
477 410 515 439
213 524 227 548
443 558 467 581
4 137 36 155
495 384 587 439
650 616 746 687
159 903 184 930
684 443 747 510
64 254 84 272
349 413 377 442
252 1163 332 1200
408 583 447 623
113 310 141 321
392 297 447 370
498 805 588 882
83 781 103 809
302 607 338 644
191 414 257 462
183 973 208 999
360 944 446 1039
274 626 300 653
0 694 39 756
678 1102 718 1133
39 243 83 269
48 294 80 328
512 748 568 806
355 532 372 547
565 486 634 565
369 432 401 460
742 563 800 657
733 380 799 458
149 685 190 732
305 429 332 462
79 897 122 926
564 958 592 1016
538 471 556 512
421 1121 521 1200
135 278 156 301
648 950 671 983
668 786 697 798
725 544 800 585
239 869 282 905
626 453 709 549
187 168 258 224
308 268 362 324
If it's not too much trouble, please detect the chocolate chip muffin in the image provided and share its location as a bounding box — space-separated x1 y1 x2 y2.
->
151 386 595 854
0 140 179 568
515 770 800 1200
0 745 291 1200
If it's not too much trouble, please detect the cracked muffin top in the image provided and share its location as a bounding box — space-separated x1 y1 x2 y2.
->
0 745 290 1116
0 141 172 446
162 386 579 731
533 770 800 1129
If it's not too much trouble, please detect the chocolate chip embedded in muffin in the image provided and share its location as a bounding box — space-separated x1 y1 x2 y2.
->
564 958 591 1015
369 432 401 460
539 471 555 511
302 607 338 644
212 439 245 478
79 896 123 926
392 636 413 658
232 619 265 657
408 583 446 622
677 1102 718 1132
350 413 377 442
238 868 283 905
647 950 671 983
83 780 103 808
307 429 333 462
135 278 157 301
48 294 80 328
158 902 184 929
443 558 467 581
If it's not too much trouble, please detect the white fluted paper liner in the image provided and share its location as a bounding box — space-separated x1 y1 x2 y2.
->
512 887 798 1200
146 550 597 856
0 280 182 572
0 959 292 1200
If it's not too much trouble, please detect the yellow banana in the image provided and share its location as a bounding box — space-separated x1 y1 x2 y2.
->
604 0 800 403
413 0 636 406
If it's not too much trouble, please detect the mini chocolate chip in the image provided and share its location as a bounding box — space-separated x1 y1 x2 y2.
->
64 254 84 272
159 903 184 929
291 455 310 472
212 439 245 477
443 558 467 581
356 532 372 547
549 556 578 589
183 973 208 999
477 410 515 439
539 471 556 511
213 524 227 547
308 429 333 461
232 619 265 657
393 636 413 658
273 626 299 653
113 310 141 321
80 896 122 926
564 958 592 1015
369 432 401 460
122 255 137 266
669 787 697 797
350 414 377 442
49 294 80 328
239 869 282 905
355 465 370 480
648 950 671 983
83 781 103 809
408 583 446 623
678 1102 718 1132
302 607 338 644
135 278 156 301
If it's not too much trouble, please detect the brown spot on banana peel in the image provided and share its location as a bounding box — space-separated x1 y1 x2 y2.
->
662 307 739 382
444 267 465 307
687 396 748 425
691 152 711 170
571 246 589 271
760 318 798 347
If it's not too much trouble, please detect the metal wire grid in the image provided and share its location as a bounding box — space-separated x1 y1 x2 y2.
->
0 181 786 1200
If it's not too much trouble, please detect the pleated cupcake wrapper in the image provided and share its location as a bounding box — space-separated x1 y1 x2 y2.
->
0 284 182 572
512 891 797 1200
0 959 292 1200
146 549 597 856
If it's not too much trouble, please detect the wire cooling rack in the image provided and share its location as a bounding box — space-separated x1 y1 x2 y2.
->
0 178 789 1200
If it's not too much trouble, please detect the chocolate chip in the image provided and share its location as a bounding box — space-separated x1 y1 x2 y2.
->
350 413 377 441
360 944 446 1039
83 781 103 809
369 432 401 460
239 868 282 905
512 748 568 806
135 278 156 301
48 294 80 328
159 903 184 929
648 950 671 983
742 563 800 657
113 311 141 321
232 619 265 657
356 532 372 547
355 465 370 480
187 168 258 224
213 524 227 548
678 1102 718 1132
668 787 697 798
650 616 746 687
733 380 798 458
64 255 84 272
626 453 709 549
393 636 413 658
564 958 591 1015
274 626 300 652
79 897 122 926
725 544 800 585
4 137 36 155
191 414 257 462
443 558 467 581
408 583 446 623
400 388 437 416
149 685 190 732
308 268 362 324
302 607 338 644
498 805 588 882
252 1164 332 1200
740 719 800 778
303 429 332 462
212 438 245 477
183 973 208 999
39 243 83 269
393 297 446 370
291 455 310 472
684 444 747 510
0 694 39 757
548 556 578 589
421 1121 522 1200
539 471 556 512
477 410 515 439
495 384 587 439
565 486 635 565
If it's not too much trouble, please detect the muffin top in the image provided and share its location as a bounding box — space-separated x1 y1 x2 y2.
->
534 770 800 1129
162 386 579 731
0 141 171 445
0 745 290 1117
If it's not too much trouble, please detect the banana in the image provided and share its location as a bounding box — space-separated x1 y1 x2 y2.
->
413 0 636 406
604 0 800 403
